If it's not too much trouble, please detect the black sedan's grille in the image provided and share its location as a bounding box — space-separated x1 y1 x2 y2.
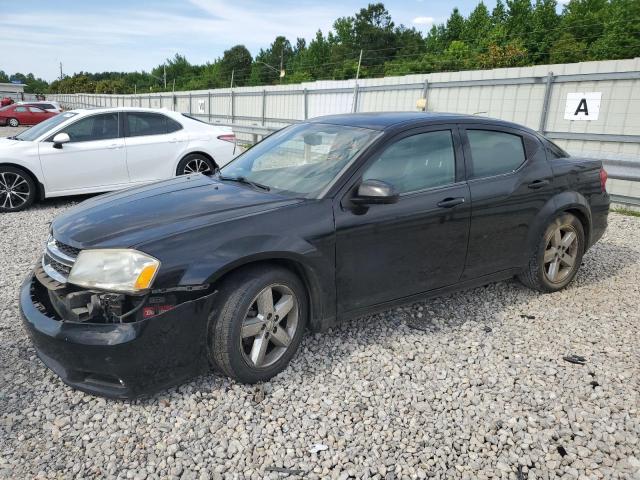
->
54 240 80 259
40 236 80 284
44 255 72 276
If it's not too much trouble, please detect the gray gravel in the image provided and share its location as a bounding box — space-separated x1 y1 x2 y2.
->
1 200 639 479
1 125 28 138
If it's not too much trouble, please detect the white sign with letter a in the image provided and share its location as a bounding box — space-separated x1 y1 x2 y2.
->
564 92 602 121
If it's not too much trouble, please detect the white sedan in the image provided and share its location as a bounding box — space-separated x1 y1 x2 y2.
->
0 107 238 212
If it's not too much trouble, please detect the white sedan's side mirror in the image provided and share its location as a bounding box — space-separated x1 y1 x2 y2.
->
52 132 70 149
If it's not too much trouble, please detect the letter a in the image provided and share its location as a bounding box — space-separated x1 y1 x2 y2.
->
574 98 589 116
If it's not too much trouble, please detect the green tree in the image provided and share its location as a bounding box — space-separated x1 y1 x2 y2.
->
549 32 588 63
505 0 533 41
589 0 640 59
445 8 466 43
529 0 561 63
492 0 508 27
561 0 608 47
463 2 492 47
219 45 253 87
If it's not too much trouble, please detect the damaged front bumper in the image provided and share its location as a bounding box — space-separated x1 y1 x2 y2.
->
20 274 217 399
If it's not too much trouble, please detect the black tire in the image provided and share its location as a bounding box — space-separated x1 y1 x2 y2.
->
518 213 585 293
0 166 37 212
176 153 216 176
209 265 308 384
8 118 19 127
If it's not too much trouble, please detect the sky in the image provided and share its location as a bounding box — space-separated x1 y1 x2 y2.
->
0 0 502 81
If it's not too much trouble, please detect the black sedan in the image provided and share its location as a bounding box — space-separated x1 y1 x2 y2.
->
20 112 610 398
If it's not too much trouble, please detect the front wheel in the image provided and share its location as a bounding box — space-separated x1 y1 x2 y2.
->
0 166 36 212
518 213 585 292
8 118 19 127
176 154 216 176
209 265 308 383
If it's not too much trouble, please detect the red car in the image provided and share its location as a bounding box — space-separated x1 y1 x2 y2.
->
0 104 57 127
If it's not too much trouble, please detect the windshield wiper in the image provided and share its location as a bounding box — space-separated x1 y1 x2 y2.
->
218 175 271 192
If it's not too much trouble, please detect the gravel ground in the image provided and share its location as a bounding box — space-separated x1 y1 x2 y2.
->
0 126 28 138
0 200 639 479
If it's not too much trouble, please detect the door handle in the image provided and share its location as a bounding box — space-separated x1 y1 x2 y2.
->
437 197 465 208
527 179 550 189
108 143 123 149
169 137 179 143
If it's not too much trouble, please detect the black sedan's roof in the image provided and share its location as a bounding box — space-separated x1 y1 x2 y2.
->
308 112 532 132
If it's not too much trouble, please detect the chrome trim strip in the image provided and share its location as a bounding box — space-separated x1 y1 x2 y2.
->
46 238 76 266
42 257 68 284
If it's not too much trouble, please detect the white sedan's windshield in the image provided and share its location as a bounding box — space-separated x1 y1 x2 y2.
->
220 123 379 197
15 112 77 141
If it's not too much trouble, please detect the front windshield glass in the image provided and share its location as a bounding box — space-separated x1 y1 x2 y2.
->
15 112 78 141
220 123 379 197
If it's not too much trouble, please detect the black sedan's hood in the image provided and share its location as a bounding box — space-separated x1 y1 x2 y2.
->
52 175 301 248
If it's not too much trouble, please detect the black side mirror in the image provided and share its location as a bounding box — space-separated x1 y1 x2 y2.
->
352 179 399 205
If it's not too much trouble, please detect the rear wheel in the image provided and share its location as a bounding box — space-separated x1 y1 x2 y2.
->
0 166 36 212
8 118 19 127
177 154 216 176
209 265 307 383
518 213 585 292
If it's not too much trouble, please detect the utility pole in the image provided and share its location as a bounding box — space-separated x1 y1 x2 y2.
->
352 50 363 113
280 48 284 84
355 49 363 81
163 64 167 89
230 69 234 89
59 62 63 81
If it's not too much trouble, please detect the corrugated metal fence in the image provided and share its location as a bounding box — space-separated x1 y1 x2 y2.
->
50 58 640 203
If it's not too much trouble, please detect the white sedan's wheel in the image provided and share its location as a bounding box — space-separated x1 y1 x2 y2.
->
0 167 36 212
177 154 216 176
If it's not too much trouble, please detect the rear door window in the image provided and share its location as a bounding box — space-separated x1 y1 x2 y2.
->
466 129 526 179
544 139 570 159
127 112 170 137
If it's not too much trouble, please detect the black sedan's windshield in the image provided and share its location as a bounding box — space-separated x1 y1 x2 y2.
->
15 112 78 141
220 123 380 197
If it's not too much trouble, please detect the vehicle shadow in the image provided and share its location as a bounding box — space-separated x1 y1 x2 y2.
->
34 194 97 211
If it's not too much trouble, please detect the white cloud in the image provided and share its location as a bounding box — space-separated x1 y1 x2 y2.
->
412 16 435 25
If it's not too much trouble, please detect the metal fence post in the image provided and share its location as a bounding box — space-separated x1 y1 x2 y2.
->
189 93 192 115
352 84 360 113
261 90 266 126
303 89 308 119
422 79 429 111
208 91 212 123
538 72 554 133
230 91 235 123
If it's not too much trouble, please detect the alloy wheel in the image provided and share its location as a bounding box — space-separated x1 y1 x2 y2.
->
183 158 212 175
543 223 579 283
8 118 18 127
0 171 30 210
240 284 299 368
